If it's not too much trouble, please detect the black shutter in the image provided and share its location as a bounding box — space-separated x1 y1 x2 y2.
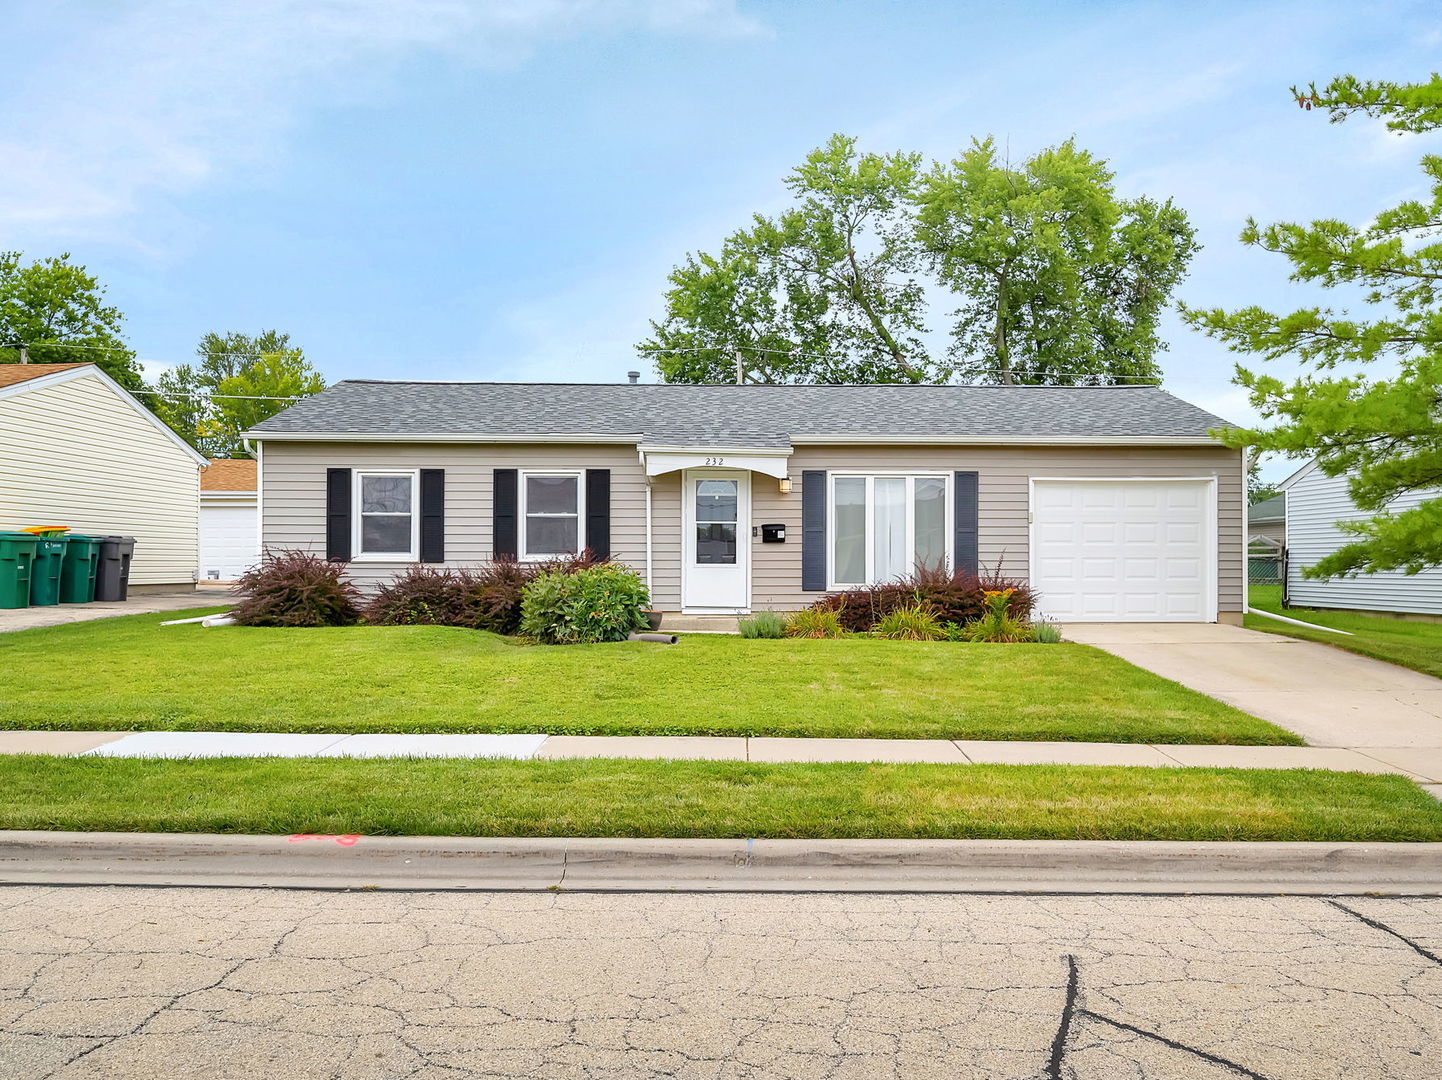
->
954 470 979 577
801 470 827 591
419 469 445 563
493 468 518 559
325 468 352 562
585 469 611 559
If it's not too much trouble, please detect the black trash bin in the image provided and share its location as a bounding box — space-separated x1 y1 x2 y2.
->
95 536 136 602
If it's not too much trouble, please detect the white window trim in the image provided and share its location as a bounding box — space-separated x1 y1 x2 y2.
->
351 469 420 562
826 471 953 590
519 470 586 562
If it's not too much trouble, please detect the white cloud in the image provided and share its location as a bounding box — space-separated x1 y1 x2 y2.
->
0 0 763 244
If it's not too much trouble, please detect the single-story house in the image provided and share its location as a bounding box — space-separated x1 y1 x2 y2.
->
245 380 1245 624
0 362 207 592
1279 460 1442 617
200 458 259 582
1247 493 1285 547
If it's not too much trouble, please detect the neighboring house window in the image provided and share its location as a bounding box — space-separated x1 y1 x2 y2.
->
830 474 950 587
354 471 418 559
521 471 584 559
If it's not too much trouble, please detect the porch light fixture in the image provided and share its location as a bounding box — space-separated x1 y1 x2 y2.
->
778 476 793 495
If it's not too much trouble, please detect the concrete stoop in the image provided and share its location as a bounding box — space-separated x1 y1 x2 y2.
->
657 613 742 633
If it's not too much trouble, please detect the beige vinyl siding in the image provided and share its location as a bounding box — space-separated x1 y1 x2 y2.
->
259 442 654 594
747 444 1245 615
0 374 201 586
260 440 1242 614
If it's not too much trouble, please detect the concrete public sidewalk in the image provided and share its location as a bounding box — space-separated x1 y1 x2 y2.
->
2 729 1440 798
4 830 1442 894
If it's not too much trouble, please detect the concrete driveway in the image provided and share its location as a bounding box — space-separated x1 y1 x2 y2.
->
0 591 226 633
3 885 1440 1079
1068 622 1442 748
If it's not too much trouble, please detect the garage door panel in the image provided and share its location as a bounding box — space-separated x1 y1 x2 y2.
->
1031 480 1213 623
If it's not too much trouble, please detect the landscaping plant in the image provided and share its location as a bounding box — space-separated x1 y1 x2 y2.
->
738 611 786 639
1031 621 1063 644
809 565 1033 632
871 604 945 641
230 550 362 628
362 564 455 626
960 588 1033 643
784 608 847 639
441 559 537 634
519 563 650 644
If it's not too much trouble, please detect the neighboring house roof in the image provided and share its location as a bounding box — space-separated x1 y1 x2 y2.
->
0 362 94 388
247 381 1234 446
1248 493 1285 524
0 362 209 466
202 458 258 492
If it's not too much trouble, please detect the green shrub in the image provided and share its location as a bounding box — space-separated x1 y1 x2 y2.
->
231 550 362 628
519 563 650 644
960 588 1033 643
1031 621 1063 644
739 611 786 639
442 559 536 634
784 608 847 639
363 565 456 626
872 604 945 641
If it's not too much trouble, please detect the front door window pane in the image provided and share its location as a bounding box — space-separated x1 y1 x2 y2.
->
873 477 907 583
914 477 947 572
695 479 737 564
833 477 866 584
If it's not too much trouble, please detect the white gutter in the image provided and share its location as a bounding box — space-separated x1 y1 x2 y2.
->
1247 607 1353 635
245 432 1224 448
243 431 642 444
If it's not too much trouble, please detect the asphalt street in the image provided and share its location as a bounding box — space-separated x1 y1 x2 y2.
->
1 885 1439 1079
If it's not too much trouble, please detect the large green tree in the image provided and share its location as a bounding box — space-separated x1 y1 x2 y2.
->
1185 73 1442 576
915 138 1198 385
643 135 933 383
0 252 142 390
153 331 324 458
644 134 1197 386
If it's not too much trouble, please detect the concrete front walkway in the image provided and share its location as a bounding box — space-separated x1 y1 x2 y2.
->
2 730 1439 797
0 589 228 632
1067 621 1442 749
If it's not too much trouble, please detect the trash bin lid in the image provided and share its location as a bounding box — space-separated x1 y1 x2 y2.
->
0 531 41 540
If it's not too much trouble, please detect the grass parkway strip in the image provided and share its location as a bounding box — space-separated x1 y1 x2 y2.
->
3 756 1439 842
0 609 1300 745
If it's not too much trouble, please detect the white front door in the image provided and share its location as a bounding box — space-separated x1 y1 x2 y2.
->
682 470 750 612
1030 478 1216 622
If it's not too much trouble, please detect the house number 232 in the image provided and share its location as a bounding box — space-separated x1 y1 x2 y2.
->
704 457 725 466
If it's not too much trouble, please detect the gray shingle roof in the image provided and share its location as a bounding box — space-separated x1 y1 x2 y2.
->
248 381 1234 444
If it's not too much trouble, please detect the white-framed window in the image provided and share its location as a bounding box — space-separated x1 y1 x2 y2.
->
353 470 419 561
521 471 584 560
829 473 951 588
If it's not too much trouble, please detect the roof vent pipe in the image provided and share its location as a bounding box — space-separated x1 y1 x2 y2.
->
627 371 640 384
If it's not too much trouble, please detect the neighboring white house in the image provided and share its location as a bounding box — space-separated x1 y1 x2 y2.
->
1281 460 1442 616
200 458 259 581
0 362 208 591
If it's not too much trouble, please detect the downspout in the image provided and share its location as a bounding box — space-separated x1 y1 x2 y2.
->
644 475 653 594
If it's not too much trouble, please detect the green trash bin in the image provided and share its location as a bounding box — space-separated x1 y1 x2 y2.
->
60 533 101 604
0 533 38 609
30 537 66 606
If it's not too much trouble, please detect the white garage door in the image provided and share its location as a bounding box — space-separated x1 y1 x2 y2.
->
199 501 259 582
1030 479 1214 623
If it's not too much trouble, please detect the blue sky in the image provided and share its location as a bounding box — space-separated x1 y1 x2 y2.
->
4 1 1439 479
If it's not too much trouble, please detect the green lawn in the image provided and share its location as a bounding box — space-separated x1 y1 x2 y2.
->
2 755 1436 841
1247 585 1442 679
0 608 1297 745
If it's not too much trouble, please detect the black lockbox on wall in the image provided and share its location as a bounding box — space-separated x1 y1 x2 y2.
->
761 523 786 543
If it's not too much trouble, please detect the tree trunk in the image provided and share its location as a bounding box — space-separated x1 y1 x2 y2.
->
994 272 1014 385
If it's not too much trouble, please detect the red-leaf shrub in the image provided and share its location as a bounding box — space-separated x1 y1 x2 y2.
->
808 565 1033 631
231 550 362 627
363 564 456 626
440 551 606 635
